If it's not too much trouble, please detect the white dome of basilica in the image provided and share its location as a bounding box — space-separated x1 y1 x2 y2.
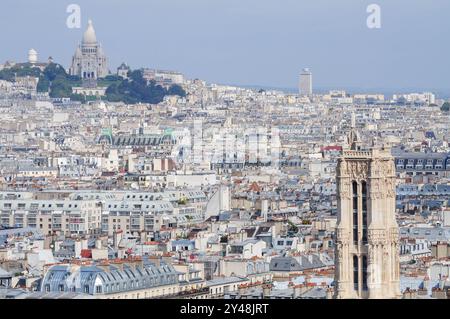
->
82 20 97 44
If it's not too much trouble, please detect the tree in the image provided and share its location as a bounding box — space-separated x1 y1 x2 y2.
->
441 102 450 112
0 61 82 98
128 70 147 86
43 63 67 82
104 70 185 104
36 75 50 92
146 81 167 104
167 84 186 97
0 65 42 81
69 93 85 102
49 79 72 98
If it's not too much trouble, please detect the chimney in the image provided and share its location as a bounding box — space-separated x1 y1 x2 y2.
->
402 288 411 299
81 238 88 250
293 284 302 298
148 255 161 267
54 241 62 252
74 240 82 258
326 287 333 299
96 262 111 272
110 260 124 271
423 275 429 291
161 254 173 266
262 284 272 298
113 231 123 249
432 287 448 299
131 257 144 269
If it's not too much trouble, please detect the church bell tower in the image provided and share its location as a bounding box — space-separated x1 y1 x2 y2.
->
334 118 401 299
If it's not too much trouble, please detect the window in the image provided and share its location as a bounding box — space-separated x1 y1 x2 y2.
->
84 285 90 294
96 286 102 294
353 255 359 291
361 181 368 244
45 284 50 292
362 255 368 290
352 181 358 244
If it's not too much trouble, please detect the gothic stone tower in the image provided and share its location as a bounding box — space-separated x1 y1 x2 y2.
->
334 134 401 299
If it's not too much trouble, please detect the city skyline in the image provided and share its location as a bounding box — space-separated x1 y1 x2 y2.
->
0 0 450 303
1 0 449 94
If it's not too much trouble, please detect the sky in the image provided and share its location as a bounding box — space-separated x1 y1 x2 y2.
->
1 0 449 94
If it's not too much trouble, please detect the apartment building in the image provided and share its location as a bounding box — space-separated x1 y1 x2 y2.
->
0 197 102 235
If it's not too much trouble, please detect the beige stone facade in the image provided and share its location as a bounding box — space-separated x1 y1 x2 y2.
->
334 131 401 299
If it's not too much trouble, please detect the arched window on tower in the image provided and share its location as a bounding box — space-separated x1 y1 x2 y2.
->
353 255 359 291
362 181 368 244
362 255 368 290
352 181 358 244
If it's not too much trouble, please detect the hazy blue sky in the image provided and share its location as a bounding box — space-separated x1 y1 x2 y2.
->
1 0 449 92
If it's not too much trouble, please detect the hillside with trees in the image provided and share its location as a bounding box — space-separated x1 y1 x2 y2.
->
105 69 186 104
0 62 186 104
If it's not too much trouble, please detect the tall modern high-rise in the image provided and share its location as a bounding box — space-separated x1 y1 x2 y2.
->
299 68 312 96
69 20 108 87
334 122 401 299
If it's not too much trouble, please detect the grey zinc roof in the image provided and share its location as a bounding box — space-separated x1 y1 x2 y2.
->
298 287 327 299
22 291 94 299
270 253 333 272
400 227 450 242
41 262 179 295
270 257 300 271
